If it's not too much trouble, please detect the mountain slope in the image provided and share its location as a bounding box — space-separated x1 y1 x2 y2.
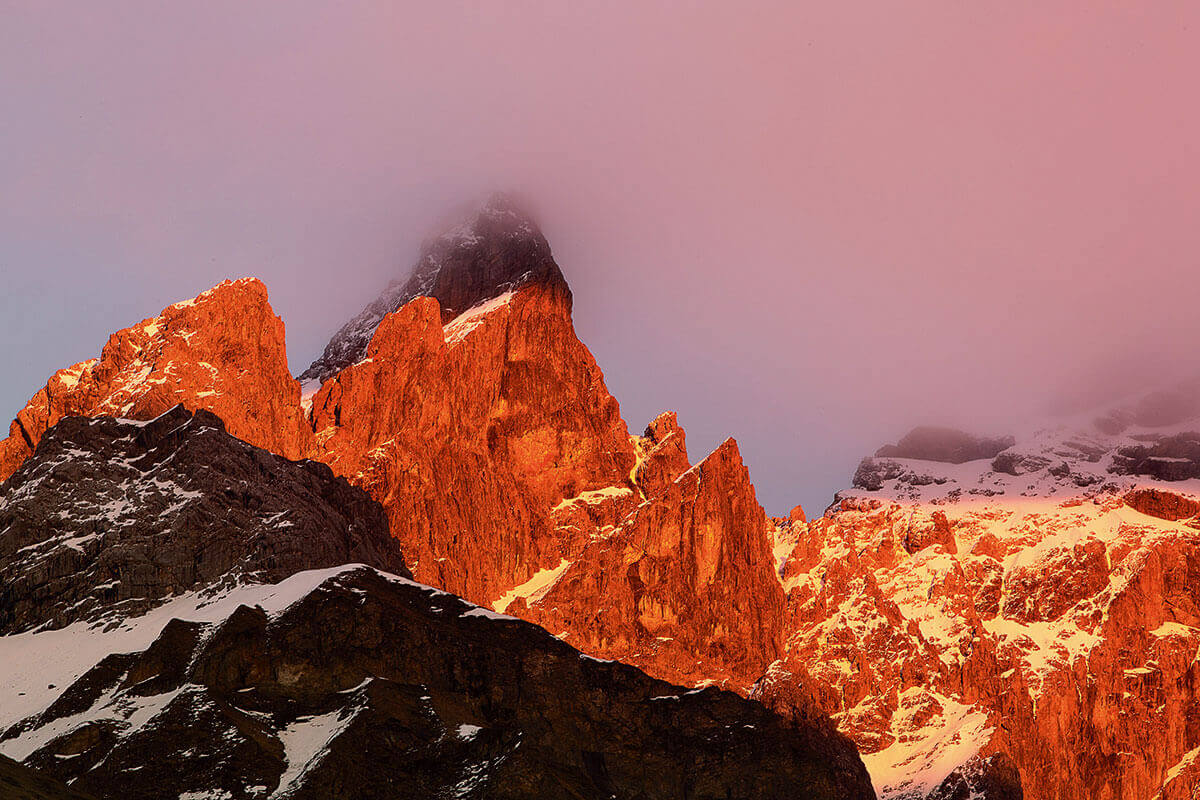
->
0 753 95 800
0 413 875 800
0 405 408 635
760 405 1200 798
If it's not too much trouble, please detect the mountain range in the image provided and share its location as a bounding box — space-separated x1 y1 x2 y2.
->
3 194 1199 799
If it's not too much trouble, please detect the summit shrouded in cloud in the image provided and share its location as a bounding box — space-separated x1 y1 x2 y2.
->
299 193 567 384
4 5 1200 799
4 3 1200 515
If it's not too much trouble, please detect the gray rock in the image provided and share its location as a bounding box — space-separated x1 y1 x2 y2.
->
875 426 1016 464
1110 432 1200 482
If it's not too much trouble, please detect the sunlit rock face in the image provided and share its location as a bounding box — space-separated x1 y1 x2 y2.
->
301 203 788 689
523 437 787 689
11 196 1200 798
0 277 311 482
306 281 636 604
758 396 1200 799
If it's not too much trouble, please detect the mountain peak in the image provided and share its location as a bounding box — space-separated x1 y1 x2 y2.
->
0 278 310 482
299 194 569 384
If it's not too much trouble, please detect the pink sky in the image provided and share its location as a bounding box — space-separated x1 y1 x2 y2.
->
2 2 1198 512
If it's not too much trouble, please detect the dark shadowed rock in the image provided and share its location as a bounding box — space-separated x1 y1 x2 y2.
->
5 566 876 800
0 753 96 800
852 458 906 491
875 426 1016 464
851 457 949 493
299 194 569 384
928 753 1023 800
1110 432 1200 482
990 451 1051 476
0 406 409 634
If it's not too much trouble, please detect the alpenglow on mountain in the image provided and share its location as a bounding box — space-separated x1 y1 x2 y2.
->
3 197 1200 799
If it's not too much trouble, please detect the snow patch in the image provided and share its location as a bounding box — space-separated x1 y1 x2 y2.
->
551 486 633 512
455 724 483 741
299 378 322 414
271 708 354 798
862 691 992 800
460 607 520 622
491 559 571 613
0 566 376 738
443 292 514 345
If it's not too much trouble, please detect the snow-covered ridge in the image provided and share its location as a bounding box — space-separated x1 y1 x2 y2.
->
847 411 1200 505
0 566 357 738
0 563 533 760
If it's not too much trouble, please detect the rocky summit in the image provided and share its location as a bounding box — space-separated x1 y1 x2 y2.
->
0 277 311 483
299 194 569 384
4 197 1200 798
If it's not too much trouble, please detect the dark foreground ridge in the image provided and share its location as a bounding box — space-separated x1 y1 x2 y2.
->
2 567 874 800
0 753 95 800
300 193 570 384
0 405 409 634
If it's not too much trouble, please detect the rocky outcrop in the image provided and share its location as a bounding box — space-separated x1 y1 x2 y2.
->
523 438 786 689
1 565 875 800
763 475 1200 798
990 451 1052 476
1123 487 1200 521
0 406 408 634
928 754 1023 800
307 282 636 604
875 427 1015 464
852 457 950 493
0 278 311 483
632 411 691 498
299 194 569 384
1111 433 1200 481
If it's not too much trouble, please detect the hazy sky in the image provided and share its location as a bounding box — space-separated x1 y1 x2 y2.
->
3 2 1199 514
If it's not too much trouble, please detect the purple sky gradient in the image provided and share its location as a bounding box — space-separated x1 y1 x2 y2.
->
3 2 1199 514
